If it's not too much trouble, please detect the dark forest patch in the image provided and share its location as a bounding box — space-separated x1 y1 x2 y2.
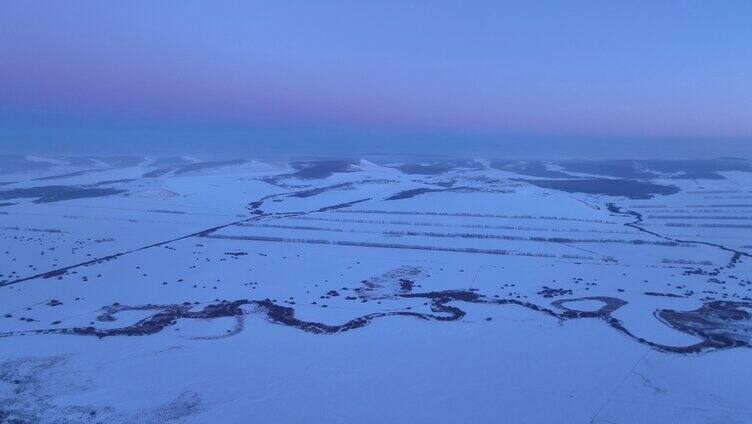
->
0 185 127 203
514 178 679 199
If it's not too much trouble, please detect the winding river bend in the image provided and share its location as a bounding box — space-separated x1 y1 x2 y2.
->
3 289 750 355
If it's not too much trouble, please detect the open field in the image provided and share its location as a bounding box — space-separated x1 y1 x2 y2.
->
1 155 751 423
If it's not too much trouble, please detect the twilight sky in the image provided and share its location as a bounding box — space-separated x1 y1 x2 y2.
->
1 1 751 157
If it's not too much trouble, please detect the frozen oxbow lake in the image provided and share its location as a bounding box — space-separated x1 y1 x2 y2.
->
1 154 751 423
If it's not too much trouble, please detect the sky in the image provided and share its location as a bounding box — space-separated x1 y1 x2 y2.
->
1 1 751 157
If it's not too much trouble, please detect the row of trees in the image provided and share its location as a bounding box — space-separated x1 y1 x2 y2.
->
335 209 617 224
206 234 558 258
289 215 634 234
240 222 685 247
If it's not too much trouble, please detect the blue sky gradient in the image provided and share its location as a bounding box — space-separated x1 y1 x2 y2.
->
1 1 751 156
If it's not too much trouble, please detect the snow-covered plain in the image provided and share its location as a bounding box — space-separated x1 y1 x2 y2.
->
1 155 751 423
